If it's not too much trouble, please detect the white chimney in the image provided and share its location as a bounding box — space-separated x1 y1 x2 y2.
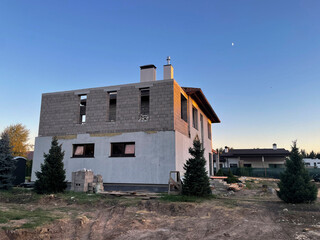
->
163 56 174 80
273 143 277 150
140 65 156 82
225 146 229 153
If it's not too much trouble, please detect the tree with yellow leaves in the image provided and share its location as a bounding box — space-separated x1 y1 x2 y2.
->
2 124 30 157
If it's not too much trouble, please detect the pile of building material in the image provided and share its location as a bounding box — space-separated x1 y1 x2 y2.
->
210 176 244 194
71 169 104 193
99 191 160 200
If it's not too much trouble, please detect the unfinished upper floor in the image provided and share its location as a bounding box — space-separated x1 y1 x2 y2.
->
38 63 220 138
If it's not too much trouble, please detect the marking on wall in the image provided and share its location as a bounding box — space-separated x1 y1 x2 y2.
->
57 135 77 140
90 133 123 137
144 131 158 134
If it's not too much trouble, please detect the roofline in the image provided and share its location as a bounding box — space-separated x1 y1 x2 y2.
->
182 87 220 123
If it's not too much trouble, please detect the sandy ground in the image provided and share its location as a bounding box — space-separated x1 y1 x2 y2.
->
1 182 320 240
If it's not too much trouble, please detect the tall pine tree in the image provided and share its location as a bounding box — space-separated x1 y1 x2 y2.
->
0 132 16 190
34 137 67 194
277 141 317 203
182 136 211 196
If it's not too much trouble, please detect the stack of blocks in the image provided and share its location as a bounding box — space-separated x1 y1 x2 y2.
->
71 169 103 193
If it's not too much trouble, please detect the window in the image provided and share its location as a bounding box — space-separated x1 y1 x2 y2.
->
269 164 284 168
79 95 87 123
209 153 213 176
192 107 198 129
110 142 135 157
230 164 238 168
73 144 94 158
181 94 187 122
244 164 252 168
208 122 211 139
108 92 117 121
140 88 150 115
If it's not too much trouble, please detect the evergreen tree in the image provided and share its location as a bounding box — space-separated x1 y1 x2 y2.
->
277 141 317 203
0 132 16 190
34 137 67 194
308 151 316 159
300 149 307 158
182 137 211 196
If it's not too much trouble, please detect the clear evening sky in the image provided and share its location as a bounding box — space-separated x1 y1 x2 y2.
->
0 1 319 152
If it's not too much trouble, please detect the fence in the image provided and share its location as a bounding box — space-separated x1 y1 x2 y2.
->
217 167 320 179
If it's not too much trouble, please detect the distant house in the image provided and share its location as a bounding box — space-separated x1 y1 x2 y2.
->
217 144 289 168
303 158 320 168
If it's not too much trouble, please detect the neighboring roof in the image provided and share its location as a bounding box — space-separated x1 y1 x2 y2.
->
221 148 290 157
182 87 220 123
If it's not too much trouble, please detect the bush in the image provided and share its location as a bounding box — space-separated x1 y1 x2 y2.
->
277 141 318 203
225 169 239 184
216 169 224 176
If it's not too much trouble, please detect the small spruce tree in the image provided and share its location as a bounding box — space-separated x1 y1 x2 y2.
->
277 141 318 203
182 137 211 196
34 137 67 194
0 133 16 190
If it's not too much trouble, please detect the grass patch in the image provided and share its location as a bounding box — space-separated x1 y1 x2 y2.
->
245 182 253 190
160 194 216 203
221 198 238 208
0 188 40 204
56 191 105 205
0 207 61 229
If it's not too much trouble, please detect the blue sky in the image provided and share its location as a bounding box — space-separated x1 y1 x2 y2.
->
0 0 319 152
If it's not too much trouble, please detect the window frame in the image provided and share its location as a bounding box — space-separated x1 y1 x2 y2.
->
208 122 212 140
108 91 117 122
181 94 188 122
140 88 150 116
110 142 135 158
72 143 95 158
79 94 87 124
192 106 198 130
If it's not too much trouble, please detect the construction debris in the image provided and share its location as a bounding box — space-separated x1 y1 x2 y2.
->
168 171 182 195
98 191 160 199
71 169 104 193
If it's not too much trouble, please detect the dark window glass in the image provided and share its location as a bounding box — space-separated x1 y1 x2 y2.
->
73 144 94 158
111 142 135 157
109 92 117 121
209 153 213 176
192 107 198 129
230 164 238 168
208 122 211 139
140 89 150 115
181 94 187 122
244 164 252 168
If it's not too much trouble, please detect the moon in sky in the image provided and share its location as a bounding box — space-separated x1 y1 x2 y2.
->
232 42 235 46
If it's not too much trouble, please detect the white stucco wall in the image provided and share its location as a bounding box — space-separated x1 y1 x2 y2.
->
32 131 175 184
175 97 213 178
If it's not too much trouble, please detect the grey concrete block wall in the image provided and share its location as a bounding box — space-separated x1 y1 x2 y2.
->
39 80 175 136
173 81 189 137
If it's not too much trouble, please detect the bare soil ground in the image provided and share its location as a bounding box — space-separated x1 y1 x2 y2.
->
1 179 320 240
